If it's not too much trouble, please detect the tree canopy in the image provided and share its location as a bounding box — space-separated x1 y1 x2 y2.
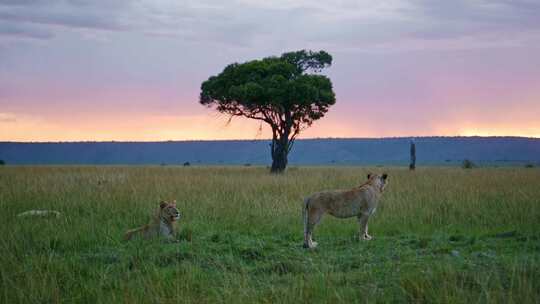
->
200 50 336 172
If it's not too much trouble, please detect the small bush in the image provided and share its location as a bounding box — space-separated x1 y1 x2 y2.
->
525 163 534 168
183 162 190 167
0 160 4 165
462 159 475 169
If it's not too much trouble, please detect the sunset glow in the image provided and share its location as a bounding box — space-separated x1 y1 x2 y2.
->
1 1 539 142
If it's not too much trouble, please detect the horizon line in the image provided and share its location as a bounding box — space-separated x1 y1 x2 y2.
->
2 135 540 144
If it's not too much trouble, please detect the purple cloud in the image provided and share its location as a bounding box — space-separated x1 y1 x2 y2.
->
0 21 53 39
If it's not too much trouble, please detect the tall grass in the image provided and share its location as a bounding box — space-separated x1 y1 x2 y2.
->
1 166 539 303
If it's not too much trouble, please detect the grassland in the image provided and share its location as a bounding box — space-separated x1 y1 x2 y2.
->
1 166 539 303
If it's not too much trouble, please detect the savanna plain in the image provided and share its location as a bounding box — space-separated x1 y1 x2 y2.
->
1 166 539 303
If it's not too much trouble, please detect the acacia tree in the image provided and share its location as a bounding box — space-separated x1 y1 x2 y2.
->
200 50 336 173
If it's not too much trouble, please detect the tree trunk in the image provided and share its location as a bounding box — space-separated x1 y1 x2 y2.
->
269 120 292 173
409 139 416 170
270 136 289 173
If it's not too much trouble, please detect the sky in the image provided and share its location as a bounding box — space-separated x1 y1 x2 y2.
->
0 0 539 141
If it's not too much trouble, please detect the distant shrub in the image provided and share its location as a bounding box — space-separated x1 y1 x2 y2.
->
525 163 534 168
183 162 190 167
244 163 251 167
0 160 5 165
462 159 475 169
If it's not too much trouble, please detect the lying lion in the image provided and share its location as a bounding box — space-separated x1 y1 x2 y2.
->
303 173 388 248
124 200 181 242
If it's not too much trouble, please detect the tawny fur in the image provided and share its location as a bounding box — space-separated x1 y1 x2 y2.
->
124 200 181 242
303 173 388 248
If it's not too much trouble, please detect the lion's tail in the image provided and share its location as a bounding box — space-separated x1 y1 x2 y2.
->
124 227 144 241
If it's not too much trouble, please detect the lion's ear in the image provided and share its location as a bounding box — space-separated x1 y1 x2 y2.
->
159 201 168 209
171 200 177 207
367 173 372 180
382 173 388 180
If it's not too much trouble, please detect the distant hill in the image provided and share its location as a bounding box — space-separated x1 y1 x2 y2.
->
0 137 539 166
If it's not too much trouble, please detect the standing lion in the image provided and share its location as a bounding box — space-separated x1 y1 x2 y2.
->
303 173 388 248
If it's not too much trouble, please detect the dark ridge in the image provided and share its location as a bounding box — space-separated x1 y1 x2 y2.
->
1 137 539 166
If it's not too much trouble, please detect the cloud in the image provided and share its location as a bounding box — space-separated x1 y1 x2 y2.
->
0 0 45 5
0 3 129 32
0 20 53 39
405 0 540 40
1 0 539 49
0 112 16 123
288 0 540 52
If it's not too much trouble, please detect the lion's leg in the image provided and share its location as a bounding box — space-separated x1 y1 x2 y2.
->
305 208 323 248
357 213 372 240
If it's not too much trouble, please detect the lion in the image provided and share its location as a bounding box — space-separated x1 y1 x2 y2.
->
303 173 388 248
124 200 181 242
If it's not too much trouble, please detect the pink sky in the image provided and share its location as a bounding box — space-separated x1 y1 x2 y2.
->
1 1 539 141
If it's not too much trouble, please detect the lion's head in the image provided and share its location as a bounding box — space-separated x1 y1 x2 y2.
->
159 200 181 222
367 173 388 192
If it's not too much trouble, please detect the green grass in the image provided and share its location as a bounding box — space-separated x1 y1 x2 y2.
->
1 166 539 303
